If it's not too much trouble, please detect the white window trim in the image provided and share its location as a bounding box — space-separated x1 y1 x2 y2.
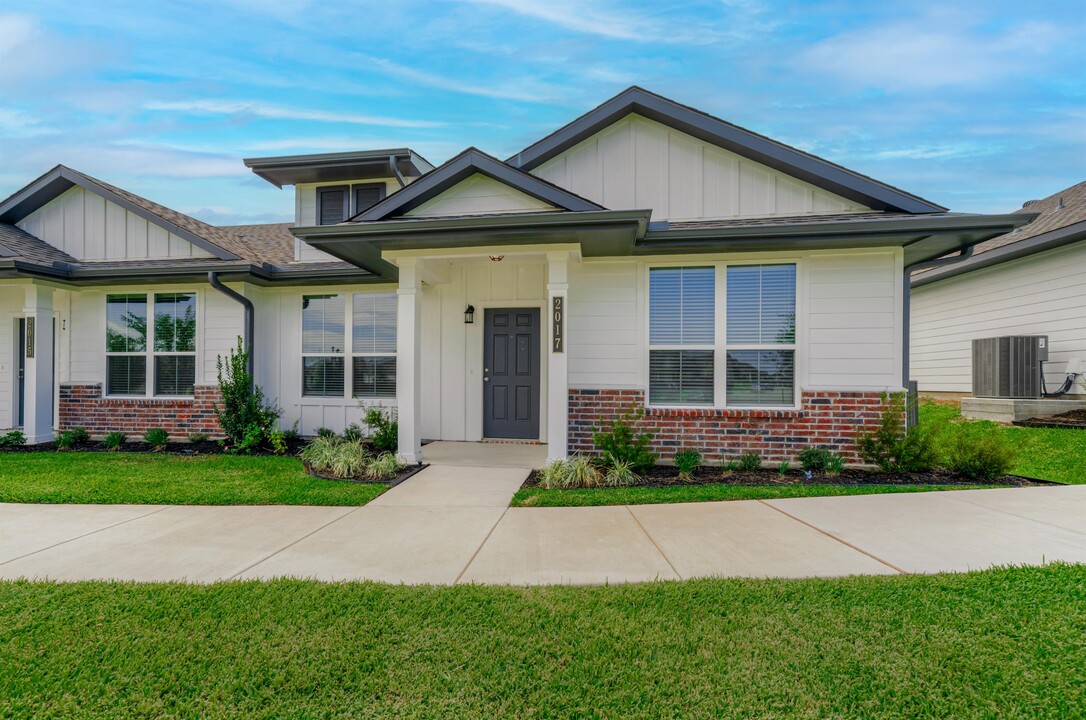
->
104 290 200 400
349 293 397 400
643 260 802 411
300 292 398 400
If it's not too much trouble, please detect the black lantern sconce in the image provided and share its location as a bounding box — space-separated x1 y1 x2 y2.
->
464 304 475 324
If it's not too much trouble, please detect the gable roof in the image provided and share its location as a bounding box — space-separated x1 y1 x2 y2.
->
912 180 1086 286
0 222 77 265
0 165 246 260
508 86 947 215
349 147 604 222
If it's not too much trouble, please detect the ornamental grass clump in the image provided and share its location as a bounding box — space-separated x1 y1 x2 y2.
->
602 456 639 487
536 456 603 489
366 452 403 481
103 431 127 450
673 448 702 481
300 435 369 479
143 428 169 451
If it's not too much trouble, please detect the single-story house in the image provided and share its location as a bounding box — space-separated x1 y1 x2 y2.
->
911 181 1086 398
0 87 1031 462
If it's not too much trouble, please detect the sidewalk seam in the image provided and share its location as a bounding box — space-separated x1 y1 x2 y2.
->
948 496 1086 536
0 504 175 566
625 506 684 581
758 500 908 574
226 506 361 580
453 506 510 585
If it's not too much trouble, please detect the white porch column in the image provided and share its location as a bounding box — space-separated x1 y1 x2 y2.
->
396 258 423 463
22 284 55 444
546 252 570 462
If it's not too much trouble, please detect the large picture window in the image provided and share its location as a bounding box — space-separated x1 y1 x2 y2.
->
302 292 397 399
106 292 196 397
647 263 797 408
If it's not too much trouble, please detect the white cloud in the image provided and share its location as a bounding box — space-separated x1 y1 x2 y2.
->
144 99 446 129
366 57 566 103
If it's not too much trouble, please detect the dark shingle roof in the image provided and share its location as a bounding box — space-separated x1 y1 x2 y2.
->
0 223 77 264
218 222 296 265
971 180 1086 256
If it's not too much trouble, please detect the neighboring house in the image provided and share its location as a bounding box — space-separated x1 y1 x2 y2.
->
911 181 1086 398
0 87 1029 462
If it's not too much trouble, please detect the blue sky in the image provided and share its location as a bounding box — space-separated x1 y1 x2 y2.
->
1 0 1083 224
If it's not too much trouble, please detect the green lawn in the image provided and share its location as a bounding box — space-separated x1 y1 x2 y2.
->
2 564 1082 718
0 453 385 506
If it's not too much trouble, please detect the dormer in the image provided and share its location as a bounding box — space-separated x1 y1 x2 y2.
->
244 149 433 261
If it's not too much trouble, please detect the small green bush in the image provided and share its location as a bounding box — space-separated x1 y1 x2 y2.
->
0 429 26 448
536 456 603 489
673 448 702 480
342 423 365 443
797 447 845 473
266 428 288 456
737 453 762 472
856 392 938 473
143 428 169 450
215 338 281 450
283 422 301 442
316 427 337 440
363 405 398 454
54 430 76 451
945 429 1017 480
69 428 90 445
103 431 127 450
592 406 657 472
186 432 210 444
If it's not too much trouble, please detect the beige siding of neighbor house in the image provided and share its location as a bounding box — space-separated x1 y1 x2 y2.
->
911 241 1086 394
15 186 214 261
531 114 869 221
404 173 557 218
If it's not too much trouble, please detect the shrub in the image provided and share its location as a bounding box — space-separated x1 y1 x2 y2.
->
283 422 301 442
945 429 1017 480
103 431 127 450
0 430 26 448
536 456 603 489
856 392 938 473
143 428 169 450
737 453 762 472
342 423 365 443
592 406 657 472
797 447 845 473
266 428 288 456
316 427 337 439
54 430 76 451
186 432 210 444
300 436 370 479
69 428 90 445
362 405 398 454
215 337 281 451
366 452 403 480
603 457 639 487
673 448 702 480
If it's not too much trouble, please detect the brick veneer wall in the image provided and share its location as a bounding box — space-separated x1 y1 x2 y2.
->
58 384 224 438
568 389 891 464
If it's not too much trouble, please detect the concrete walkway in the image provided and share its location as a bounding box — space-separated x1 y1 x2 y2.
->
2 467 1084 585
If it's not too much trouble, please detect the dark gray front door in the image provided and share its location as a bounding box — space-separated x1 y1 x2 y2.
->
15 319 25 427
483 308 540 439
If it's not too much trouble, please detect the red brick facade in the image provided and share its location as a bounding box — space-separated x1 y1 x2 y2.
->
58 384 224 438
569 389 890 464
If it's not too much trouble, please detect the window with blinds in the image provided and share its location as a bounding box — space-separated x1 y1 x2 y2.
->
106 292 197 397
725 264 796 406
352 183 386 215
352 293 397 398
648 267 715 405
317 186 348 225
302 294 345 396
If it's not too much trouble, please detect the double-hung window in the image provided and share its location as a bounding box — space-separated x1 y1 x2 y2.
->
647 263 797 408
648 267 715 405
725 264 796 406
302 293 397 399
105 292 196 397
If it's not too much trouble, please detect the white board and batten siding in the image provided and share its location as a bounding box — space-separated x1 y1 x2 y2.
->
531 114 869 222
911 241 1086 393
404 174 557 218
15 186 214 261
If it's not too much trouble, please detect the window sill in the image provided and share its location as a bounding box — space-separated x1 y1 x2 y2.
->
101 395 196 403
646 405 802 418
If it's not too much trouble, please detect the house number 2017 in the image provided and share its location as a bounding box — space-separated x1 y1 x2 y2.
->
552 296 564 353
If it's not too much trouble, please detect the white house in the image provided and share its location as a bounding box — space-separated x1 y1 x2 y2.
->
0 87 1029 462
911 181 1086 398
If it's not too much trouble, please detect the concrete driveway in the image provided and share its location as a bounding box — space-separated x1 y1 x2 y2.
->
2 468 1083 585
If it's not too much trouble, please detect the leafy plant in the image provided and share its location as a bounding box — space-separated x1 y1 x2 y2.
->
826 454 845 475
186 432 210 444
592 406 657 472
777 461 790 476
143 428 169 451
342 423 365 443
69 428 90 446
267 428 288 456
300 435 370 479
362 405 398 454
737 453 763 472
236 423 265 455
0 429 26 448
54 430 77 451
603 456 639 487
797 447 844 473
856 392 938 473
945 428 1016 480
316 427 337 440
536 456 603 489
283 421 301 442
103 431 127 450
673 448 702 480
215 337 282 450
366 452 403 480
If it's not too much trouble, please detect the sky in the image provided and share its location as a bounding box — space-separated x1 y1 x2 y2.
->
1 0 1083 225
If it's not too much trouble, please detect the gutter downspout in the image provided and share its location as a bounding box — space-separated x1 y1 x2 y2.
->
902 245 975 389
389 155 407 187
208 272 255 381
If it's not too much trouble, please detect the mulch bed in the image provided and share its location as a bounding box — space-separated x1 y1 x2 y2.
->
522 465 1051 489
0 438 309 456
1015 409 1086 429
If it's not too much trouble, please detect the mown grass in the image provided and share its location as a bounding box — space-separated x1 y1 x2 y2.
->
0 453 385 506
1 564 1082 719
512 482 1004 507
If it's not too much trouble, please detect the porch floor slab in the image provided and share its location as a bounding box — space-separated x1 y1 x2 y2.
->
422 440 548 469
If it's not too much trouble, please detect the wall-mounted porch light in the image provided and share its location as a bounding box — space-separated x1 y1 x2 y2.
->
464 304 475 324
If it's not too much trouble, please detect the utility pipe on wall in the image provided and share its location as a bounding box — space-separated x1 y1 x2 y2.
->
208 272 255 380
